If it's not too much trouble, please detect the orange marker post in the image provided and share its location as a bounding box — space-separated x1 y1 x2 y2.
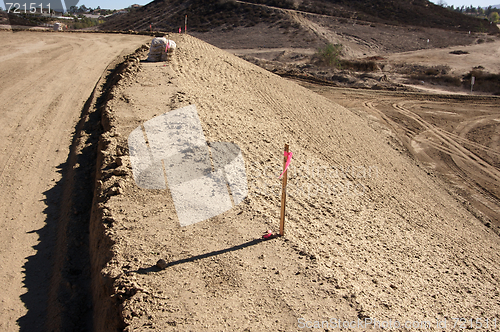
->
279 144 289 236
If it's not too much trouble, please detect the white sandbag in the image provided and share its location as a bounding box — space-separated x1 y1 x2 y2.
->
160 40 176 61
165 40 176 51
147 37 176 62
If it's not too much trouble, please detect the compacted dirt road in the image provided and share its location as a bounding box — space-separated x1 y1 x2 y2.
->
0 30 149 331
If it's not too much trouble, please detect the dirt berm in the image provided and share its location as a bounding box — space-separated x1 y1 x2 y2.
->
90 34 500 331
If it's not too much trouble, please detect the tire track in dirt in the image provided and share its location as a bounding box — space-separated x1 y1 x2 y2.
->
235 0 382 56
170 33 324 327
454 114 500 157
365 99 500 190
391 102 500 213
179 35 492 322
0 43 75 180
302 83 500 318
394 102 500 180
362 96 500 225
365 100 500 164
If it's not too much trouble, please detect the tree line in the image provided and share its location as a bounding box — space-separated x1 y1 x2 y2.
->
438 2 500 23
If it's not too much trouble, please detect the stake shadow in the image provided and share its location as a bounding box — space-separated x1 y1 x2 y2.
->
134 236 279 274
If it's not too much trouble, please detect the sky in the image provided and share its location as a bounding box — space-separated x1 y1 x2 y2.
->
428 0 500 7
2 0 500 11
78 0 500 10
69 0 148 9
79 0 500 10
78 0 147 9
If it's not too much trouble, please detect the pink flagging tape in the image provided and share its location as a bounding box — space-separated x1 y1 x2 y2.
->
279 151 293 178
165 40 173 53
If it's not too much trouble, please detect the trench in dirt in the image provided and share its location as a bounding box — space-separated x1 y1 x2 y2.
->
31 53 135 332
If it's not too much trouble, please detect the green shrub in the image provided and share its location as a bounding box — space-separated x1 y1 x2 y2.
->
70 17 100 29
489 12 499 24
315 43 343 68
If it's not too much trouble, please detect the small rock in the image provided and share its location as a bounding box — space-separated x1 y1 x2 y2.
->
108 187 121 196
113 167 128 176
156 259 168 270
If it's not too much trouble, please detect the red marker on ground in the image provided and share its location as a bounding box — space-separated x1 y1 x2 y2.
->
263 230 273 239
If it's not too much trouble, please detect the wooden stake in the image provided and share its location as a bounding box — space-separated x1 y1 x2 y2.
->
279 144 289 236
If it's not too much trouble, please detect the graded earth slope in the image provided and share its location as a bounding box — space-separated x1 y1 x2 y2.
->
94 33 500 331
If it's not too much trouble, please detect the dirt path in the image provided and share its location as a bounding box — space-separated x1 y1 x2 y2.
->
195 1 480 59
0 31 149 331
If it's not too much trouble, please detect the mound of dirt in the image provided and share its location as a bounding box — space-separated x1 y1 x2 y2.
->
450 50 470 55
91 34 500 331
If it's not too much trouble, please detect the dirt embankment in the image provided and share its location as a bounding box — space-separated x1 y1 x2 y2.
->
90 34 500 331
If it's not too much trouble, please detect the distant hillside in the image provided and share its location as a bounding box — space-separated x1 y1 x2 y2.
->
0 11 39 26
100 0 285 32
296 0 497 32
100 0 499 34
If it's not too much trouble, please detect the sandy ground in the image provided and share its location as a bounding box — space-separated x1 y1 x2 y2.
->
1 29 500 332
0 25 50 31
93 34 500 331
232 38 500 93
384 40 500 77
0 31 150 331
192 5 483 58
